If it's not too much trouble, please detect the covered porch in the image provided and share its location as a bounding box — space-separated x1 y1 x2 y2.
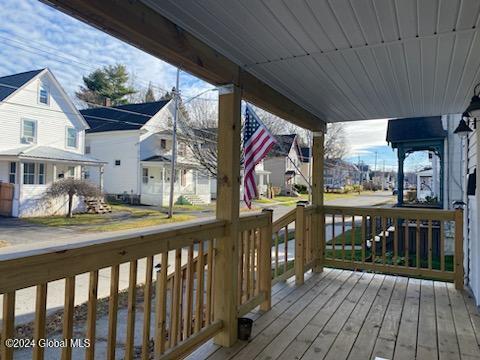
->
2 1 480 359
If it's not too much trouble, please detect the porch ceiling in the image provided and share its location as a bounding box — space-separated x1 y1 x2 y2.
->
45 0 480 125
144 0 480 123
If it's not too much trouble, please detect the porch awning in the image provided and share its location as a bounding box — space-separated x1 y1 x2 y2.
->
141 155 200 168
0 145 105 166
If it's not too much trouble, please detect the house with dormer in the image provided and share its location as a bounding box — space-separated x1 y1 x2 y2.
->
81 101 211 206
0 69 104 217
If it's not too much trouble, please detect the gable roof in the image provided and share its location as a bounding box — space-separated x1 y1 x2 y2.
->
0 69 45 101
81 100 170 133
386 116 447 145
268 134 298 157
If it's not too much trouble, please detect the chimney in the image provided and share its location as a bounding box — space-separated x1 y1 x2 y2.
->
104 97 111 107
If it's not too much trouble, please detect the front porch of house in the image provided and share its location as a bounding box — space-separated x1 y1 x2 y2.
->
188 268 480 360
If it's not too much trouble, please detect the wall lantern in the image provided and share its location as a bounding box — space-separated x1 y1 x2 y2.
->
454 112 473 137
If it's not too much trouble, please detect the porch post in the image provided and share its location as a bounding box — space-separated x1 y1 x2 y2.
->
213 84 241 346
99 165 104 192
397 147 405 206
312 131 325 273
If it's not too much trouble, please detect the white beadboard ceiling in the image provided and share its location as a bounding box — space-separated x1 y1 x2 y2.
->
142 0 480 123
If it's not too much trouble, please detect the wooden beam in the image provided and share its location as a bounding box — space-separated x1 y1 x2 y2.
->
312 131 325 272
43 0 324 130
214 84 241 346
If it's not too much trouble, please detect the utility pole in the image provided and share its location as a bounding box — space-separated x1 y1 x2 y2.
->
168 68 180 218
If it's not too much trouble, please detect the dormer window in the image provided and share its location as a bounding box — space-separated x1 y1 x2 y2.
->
38 83 49 105
66 127 77 148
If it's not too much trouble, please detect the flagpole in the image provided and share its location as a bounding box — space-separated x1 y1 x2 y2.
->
168 68 180 218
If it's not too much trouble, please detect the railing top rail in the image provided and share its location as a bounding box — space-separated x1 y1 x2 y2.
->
238 212 270 232
273 208 296 232
0 218 226 294
322 205 456 221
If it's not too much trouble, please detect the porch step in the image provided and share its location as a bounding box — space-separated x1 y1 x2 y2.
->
178 194 206 206
85 198 112 214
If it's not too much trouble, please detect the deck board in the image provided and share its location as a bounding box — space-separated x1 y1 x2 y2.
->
189 268 480 360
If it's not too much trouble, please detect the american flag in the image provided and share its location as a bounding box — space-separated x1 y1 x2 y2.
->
243 105 276 208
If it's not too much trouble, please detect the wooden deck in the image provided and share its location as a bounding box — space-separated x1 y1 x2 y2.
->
188 268 480 360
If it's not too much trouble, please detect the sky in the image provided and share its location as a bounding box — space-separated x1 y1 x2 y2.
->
0 0 430 172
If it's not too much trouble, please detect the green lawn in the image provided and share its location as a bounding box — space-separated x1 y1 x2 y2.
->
327 227 363 246
89 214 195 232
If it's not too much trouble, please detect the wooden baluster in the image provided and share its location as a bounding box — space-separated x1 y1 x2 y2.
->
245 232 251 300
251 229 256 296
86 270 99 360
371 216 376 265
183 247 194 340
332 214 336 258
394 218 399 266
284 225 288 273
351 216 355 261
62 277 75 360
154 252 168 357
454 208 464 289
382 217 387 266
237 232 244 305
178 267 185 342
274 231 279 278
107 265 119 360
1 292 15 360
195 242 205 333
361 216 366 263
404 219 409 267
440 221 445 271
205 239 214 324
125 260 138 360
142 256 154 360
33 284 47 360
416 219 420 268
170 249 182 347
341 213 346 261
428 220 433 270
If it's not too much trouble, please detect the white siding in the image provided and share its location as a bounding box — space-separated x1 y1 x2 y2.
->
0 72 85 153
466 123 479 305
86 130 140 195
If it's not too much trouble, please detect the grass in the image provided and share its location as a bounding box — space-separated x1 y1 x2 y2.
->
327 227 363 246
26 213 111 226
89 214 195 232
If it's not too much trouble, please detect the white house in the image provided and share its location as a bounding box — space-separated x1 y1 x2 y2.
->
0 69 104 217
263 134 303 195
82 101 211 206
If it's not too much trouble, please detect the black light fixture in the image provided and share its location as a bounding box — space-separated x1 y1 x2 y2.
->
454 116 473 137
466 83 480 116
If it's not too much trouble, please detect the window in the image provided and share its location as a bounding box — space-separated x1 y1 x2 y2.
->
9 162 16 184
160 139 166 149
115 160 121 166
67 166 75 179
38 83 49 105
181 169 187 186
84 170 90 180
178 143 186 156
85 145 91 154
66 127 77 148
38 163 45 184
23 163 35 184
142 168 149 184
22 119 37 143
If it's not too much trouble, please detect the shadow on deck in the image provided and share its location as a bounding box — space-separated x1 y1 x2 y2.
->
188 268 480 360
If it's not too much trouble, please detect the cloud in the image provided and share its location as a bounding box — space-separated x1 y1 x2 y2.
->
0 0 211 103
342 119 389 155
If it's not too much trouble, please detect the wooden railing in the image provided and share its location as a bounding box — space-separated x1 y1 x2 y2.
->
237 210 272 316
0 219 225 360
321 205 464 289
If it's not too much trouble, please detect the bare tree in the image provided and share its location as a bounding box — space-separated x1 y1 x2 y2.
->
45 179 102 218
325 122 349 160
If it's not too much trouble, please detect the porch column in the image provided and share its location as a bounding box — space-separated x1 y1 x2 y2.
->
213 84 241 346
312 131 325 272
397 147 405 206
99 165 104 192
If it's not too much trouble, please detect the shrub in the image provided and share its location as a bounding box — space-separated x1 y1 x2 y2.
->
293 184 308 194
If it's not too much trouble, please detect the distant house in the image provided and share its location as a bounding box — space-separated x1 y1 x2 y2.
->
263 134 303 195
82 101 211 206
0 69 103 217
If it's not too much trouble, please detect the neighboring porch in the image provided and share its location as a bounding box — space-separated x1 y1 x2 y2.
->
140 157 211 206
188 268 480 360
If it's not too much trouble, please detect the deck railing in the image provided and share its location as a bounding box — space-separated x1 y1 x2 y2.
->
0 204 464 359
0 219 225 360
321 205 464 288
